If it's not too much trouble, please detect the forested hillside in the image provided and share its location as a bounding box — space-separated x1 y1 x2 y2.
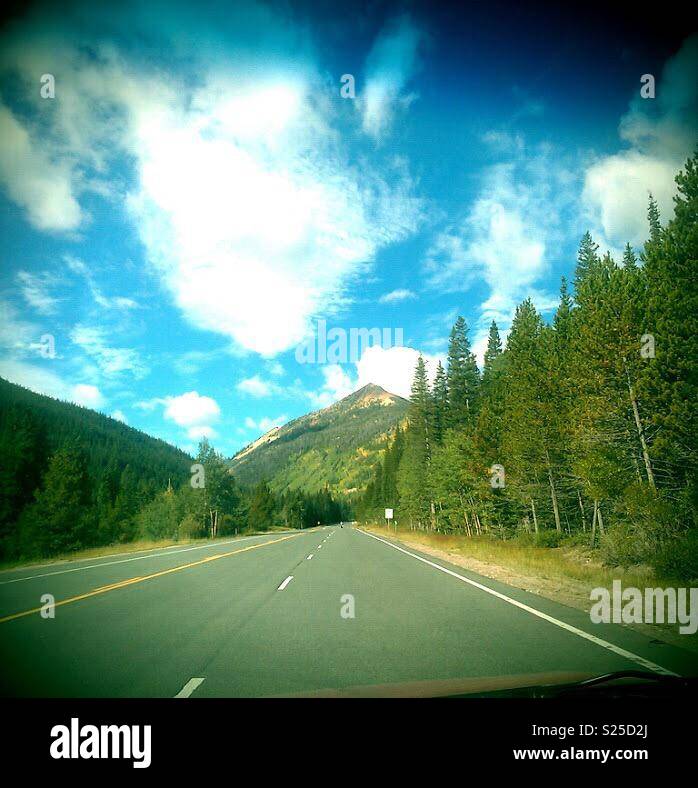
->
0 378 192 558
0 380 349 561
358 152 697 581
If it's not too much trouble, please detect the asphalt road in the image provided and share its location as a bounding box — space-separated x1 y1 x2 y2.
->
0 525 695 697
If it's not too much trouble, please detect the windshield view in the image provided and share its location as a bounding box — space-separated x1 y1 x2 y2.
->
0 0 695 772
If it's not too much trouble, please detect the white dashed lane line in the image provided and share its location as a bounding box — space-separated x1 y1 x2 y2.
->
174 677 205 698
277 575 294 591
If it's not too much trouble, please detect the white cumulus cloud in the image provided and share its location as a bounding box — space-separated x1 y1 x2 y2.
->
0 7 423 360
163 391 221 429
71 383 104 409
308 364 356 408
356 345 442 400
582 34 698 250
305 344 444 406
0 103 82 232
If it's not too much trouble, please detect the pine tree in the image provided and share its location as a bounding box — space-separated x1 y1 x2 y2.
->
483 320 502 374
569 241 655 542
642 152 698 499
622 242 638 269
372 463 384 510
282 490 305 530
409 355 432 459
477 320 507 466
0 406 46 555
398 356 434 528
248 481 276 531
539 280 577 532
573 231 601 305
501 299 551 529
382 425 404 509
554 278 573 340
21 446 94 555
647 193 662 246
446 316 480 429
431 361 448 445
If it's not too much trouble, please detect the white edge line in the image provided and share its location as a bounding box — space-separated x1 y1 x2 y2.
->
357 529 678 677
278 575 294 591
174 677 205 698
307 554 313 560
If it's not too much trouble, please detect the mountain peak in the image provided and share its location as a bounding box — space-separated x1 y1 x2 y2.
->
342 382 407 406
355 382 388 396
230 380 409 494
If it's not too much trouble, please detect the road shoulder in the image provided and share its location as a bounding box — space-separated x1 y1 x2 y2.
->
361 524 698 656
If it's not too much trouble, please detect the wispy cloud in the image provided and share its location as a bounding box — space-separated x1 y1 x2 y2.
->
64 255 139 311
16 270 60 315
0 298 43 354
172 347 228 376
236 375 276 398
379 288 416 304
360 14 424 140
425 142 576 359
70 325 149 379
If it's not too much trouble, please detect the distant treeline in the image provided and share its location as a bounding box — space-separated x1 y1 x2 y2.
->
136 439 352 543
0 380 349 561
358 152 697 580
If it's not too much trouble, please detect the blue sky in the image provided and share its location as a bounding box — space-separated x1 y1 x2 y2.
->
0 0 695 456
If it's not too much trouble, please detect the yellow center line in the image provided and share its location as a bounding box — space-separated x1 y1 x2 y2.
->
0 532 303 625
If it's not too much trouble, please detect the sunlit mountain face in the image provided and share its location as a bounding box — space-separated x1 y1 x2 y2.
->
0 0 693 459
230 383 410 494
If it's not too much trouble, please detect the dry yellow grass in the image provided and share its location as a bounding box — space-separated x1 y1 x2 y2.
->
368 524 664 587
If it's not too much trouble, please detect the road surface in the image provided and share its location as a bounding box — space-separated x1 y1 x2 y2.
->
0 526 695 697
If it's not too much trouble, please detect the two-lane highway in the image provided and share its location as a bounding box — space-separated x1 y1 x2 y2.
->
0 526 695 697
